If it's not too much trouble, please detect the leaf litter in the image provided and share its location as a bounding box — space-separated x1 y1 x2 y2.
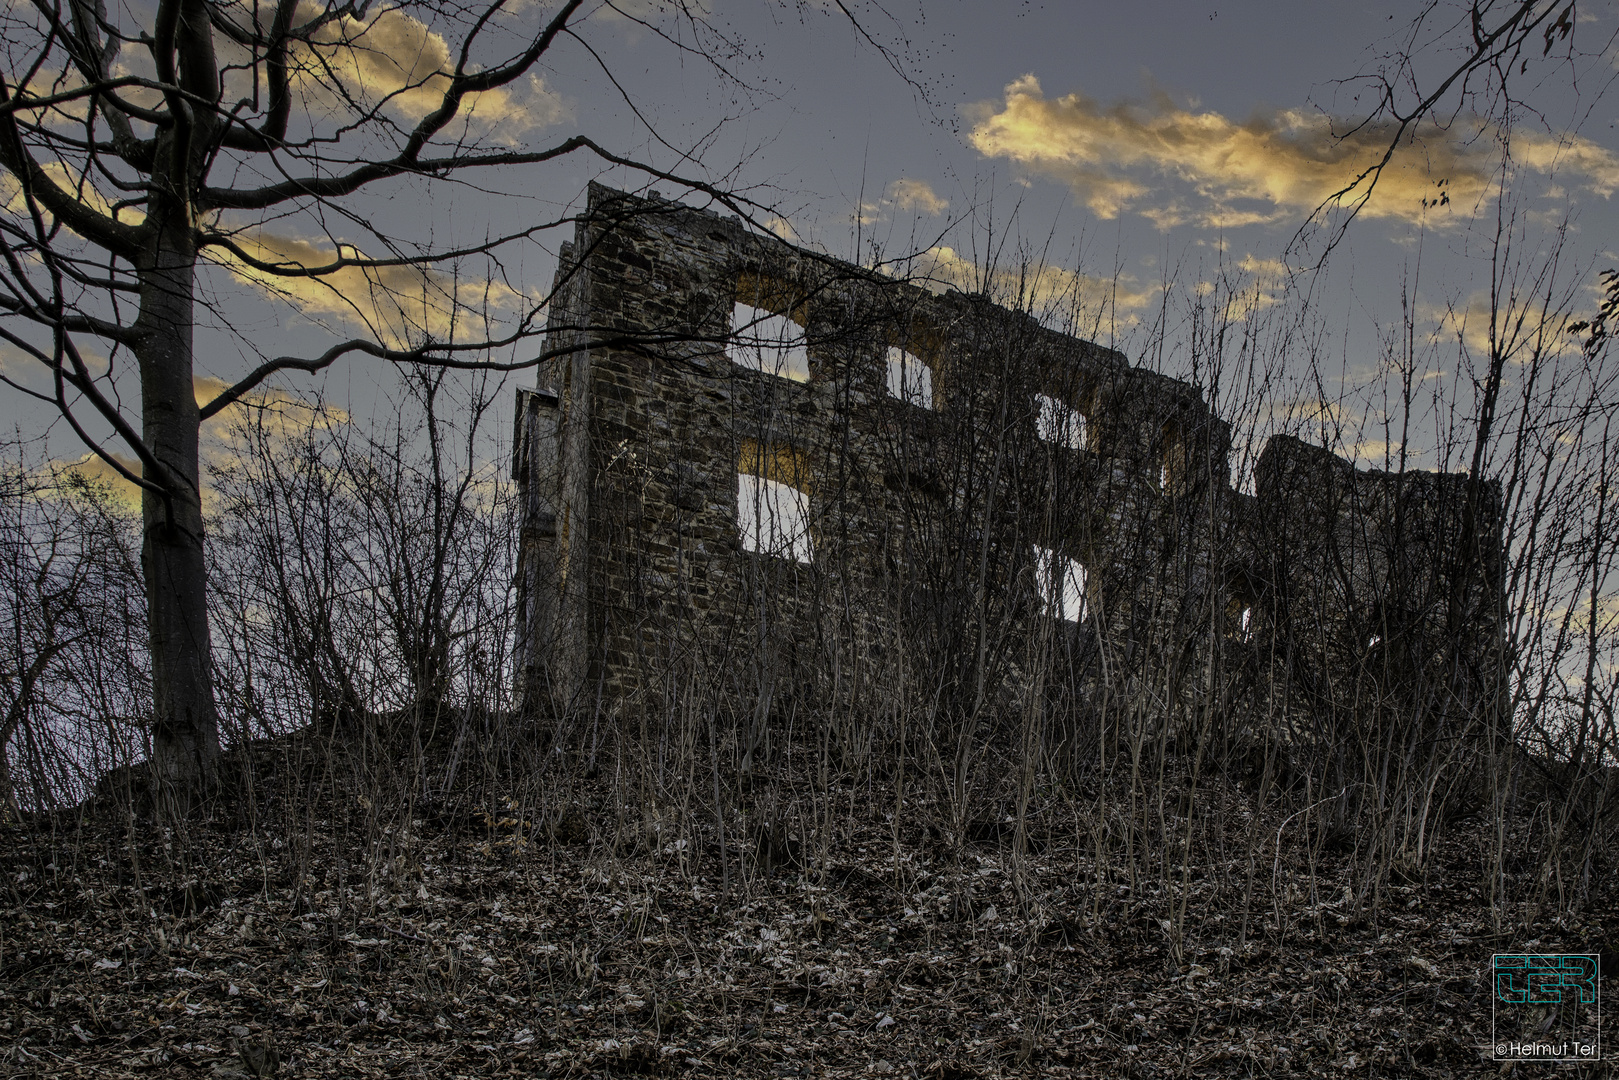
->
0 739 1608 1079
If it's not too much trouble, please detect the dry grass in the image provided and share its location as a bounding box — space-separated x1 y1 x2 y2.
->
1 729 1609 1080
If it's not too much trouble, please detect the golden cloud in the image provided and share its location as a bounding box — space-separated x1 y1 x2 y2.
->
10 63 97 128
57 451 144 510
1348 438 1411 467
192 376 351 502
967 75 1619 229
207 230 533 349
2 163 145 229
194 375 348 430
286 3 568 137
764 216 800 242
17 11 568 145
887 178 949 215
1236 254 1289 278
1541 592 1619 639
1422 289 1576 364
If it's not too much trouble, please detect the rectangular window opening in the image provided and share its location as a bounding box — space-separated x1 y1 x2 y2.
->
1036 394 1086 450
729 302 810 382
885 346 934 408
738 472 812 563
1033 544 1088 623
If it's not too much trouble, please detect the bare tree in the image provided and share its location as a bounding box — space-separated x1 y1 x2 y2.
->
0 0 913 793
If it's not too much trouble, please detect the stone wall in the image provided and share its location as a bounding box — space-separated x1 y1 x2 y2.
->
513 185 1505 746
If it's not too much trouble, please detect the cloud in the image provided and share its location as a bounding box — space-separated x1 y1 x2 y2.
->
887 178 949 215
1278 396 1360 431
207 230 534 348
57 451 144 509
847 179 951 229
1348 438 1416 467
42 453 147 511
1236 254 1289 278
207 1 569 138
194 375 348 430
763 216 799 242
2 162 146 230
9 63 99 129
15 9 569 146
1514 134 1619 196
191 376 351 499
1213 253 1293 309
44 380 345 511
1422 290 1576 363
967 75 1619 230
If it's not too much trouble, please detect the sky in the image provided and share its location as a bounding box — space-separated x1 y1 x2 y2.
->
8 0 1619 491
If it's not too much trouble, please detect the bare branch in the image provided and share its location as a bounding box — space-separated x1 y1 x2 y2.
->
1292 0 1572 261
204 134 770 225
197 217 573 277
0 80 145 259
197 323 740 421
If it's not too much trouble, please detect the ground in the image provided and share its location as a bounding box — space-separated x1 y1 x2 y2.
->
0 732 1611 1079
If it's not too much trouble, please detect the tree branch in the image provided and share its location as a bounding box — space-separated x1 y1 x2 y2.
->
203 134 767 226
197 323 740 420
0 79 145 259
398 0 586 164
1292 0 1563 260
197 216 573 276
0 294 142 342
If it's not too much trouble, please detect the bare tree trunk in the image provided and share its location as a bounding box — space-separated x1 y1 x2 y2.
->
4 0 906 801
137 215 220 791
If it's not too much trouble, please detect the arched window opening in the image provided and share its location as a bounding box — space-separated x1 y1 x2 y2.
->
1224 595 1255 642
885 346 933 408
1036 394 1086 450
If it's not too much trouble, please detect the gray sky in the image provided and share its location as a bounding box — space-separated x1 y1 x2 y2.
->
10 0 1619 487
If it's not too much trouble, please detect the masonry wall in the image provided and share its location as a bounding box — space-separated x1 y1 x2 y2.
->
1254 436 1507 736
514 185 1506 748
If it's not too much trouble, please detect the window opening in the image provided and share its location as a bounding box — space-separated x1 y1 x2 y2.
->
885 346 934 408
1033 545 1088 623
1036 394 1086 450
729 302 809 382
738 472 812 563
1160 423 1188 493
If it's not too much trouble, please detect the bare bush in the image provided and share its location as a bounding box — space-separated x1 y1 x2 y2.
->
0 444 147 812
210 370 518 775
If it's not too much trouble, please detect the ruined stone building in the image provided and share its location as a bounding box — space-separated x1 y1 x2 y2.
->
512 184 1505 752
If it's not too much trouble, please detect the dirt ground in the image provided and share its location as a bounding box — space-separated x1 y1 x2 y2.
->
0 737 1612 1079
